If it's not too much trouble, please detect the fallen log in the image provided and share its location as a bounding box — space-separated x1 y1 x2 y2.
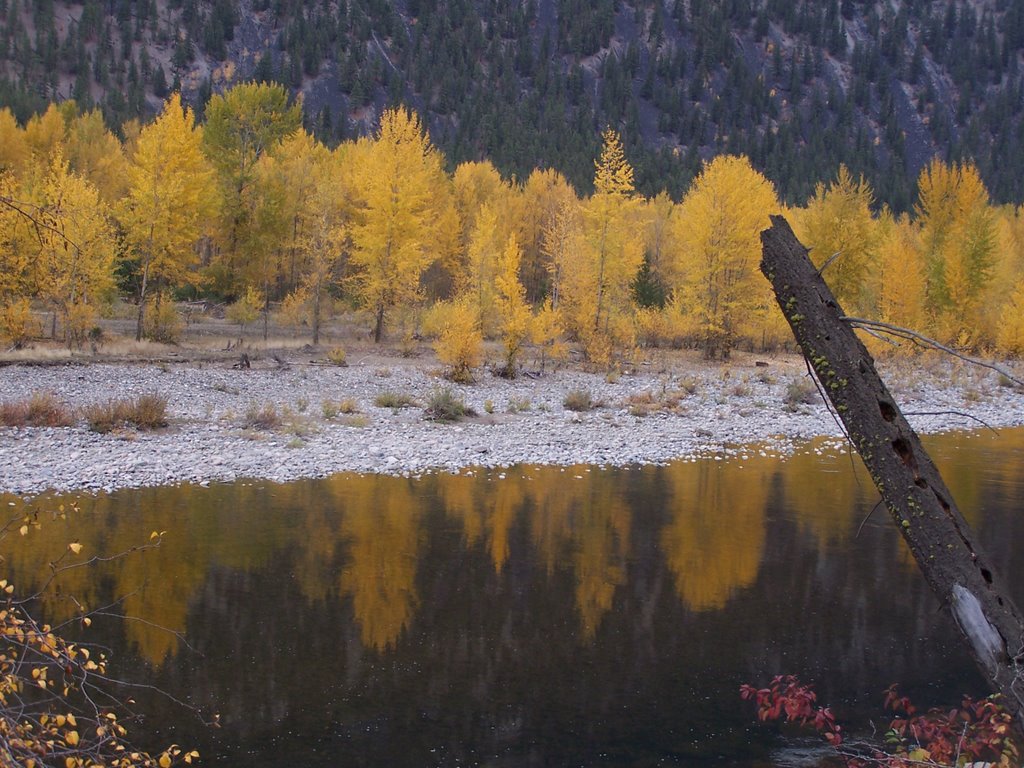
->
760 215 1024 725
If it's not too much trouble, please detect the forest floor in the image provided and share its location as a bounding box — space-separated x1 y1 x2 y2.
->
1 312 1023 497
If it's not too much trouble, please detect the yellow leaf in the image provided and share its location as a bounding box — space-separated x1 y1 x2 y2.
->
82 617 91 627
66 730 79 746
159 753 172 768
68 542 82 555
19 525 27 536
907 748 930 761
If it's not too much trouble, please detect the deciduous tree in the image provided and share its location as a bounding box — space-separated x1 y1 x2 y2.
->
348 107 451 342
202 81 302 293
120 93 215 341
31 153 115 346
796 165 877 313
669 155 778 358
915 159 996 346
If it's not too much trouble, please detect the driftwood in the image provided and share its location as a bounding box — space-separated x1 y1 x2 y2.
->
760 215 1024 726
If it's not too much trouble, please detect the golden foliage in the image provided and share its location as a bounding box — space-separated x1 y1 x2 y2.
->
996 280 1024 357
226 286 264 330
348 106 451 343
916 159 997 346
0 297 36 346
432 296 483 382
669 155 778 358
494 233 532 375
796 165 877 313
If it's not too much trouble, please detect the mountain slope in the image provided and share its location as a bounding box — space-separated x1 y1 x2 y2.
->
1 0 1023 210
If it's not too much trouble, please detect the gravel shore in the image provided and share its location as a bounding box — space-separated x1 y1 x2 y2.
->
1 353 1022 496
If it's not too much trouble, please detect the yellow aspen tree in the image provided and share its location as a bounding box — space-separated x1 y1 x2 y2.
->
996 280 1024 356
669 154 778 359
796 165 877 314
573 128 644 363
0 172 29 300
245 129 330 339
518 167 579 303
120 93 215 341
265 129 329 297
452 159 509 247
915 159 996 346
494 233 532 377
530 298 568 372
22 103 67 179
986 205 1024 347
542 195 584 311
348 106 451 343
202 82 303 293
0 109 29 177
64 109 128 203
460 202 503 335
293 148 348 345
31 153 115 346
873 211 927 333
0 171 35 345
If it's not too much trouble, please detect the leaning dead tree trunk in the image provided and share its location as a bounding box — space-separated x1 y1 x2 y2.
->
760 215 1024 726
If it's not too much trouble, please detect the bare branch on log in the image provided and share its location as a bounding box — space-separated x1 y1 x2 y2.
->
842 316 1024 388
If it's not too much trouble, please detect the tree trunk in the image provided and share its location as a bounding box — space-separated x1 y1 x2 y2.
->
760 215 1024 726
373 304 384 344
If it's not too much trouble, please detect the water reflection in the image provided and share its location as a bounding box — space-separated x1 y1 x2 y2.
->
2 429 1023 765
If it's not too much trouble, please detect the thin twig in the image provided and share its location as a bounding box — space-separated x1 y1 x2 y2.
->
856 499 885 538
816 249 843 275
903 410 999 434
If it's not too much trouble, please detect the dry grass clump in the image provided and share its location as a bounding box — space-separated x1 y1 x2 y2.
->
625 390 684 417
374 390 416 409
783 378 818 410
84 394 169 433
243 401 282 430
563 388 594 412
424 388 475 422
0 392 75 427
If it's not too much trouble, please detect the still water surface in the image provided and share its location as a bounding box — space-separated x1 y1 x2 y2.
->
5 429 1024 766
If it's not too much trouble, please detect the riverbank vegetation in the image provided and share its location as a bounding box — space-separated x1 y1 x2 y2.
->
2 83 1024 372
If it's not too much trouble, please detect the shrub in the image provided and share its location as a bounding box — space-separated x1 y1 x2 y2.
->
507 397 532 413
0 392 75 427
326 347 347 366
374 390 416 409
84 394 168 433
227 286 263 332
322 398 359 419
242 401 281 430
742 675 1021 768
0 298 37 348
144 293 183 343
563 388 593 412
424 388 475 422
433 298 483 383
783 378 818 409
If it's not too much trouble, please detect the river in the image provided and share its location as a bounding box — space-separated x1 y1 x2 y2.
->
3 429 1023 766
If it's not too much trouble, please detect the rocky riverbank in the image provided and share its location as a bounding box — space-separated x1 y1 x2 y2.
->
1 352 1022 496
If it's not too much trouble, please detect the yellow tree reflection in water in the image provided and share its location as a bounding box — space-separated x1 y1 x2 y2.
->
660 457 770 611
338 475 422 652
525 468 631 640
436 472 525 573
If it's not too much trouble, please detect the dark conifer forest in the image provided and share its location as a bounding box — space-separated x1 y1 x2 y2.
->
2 0 1024 210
